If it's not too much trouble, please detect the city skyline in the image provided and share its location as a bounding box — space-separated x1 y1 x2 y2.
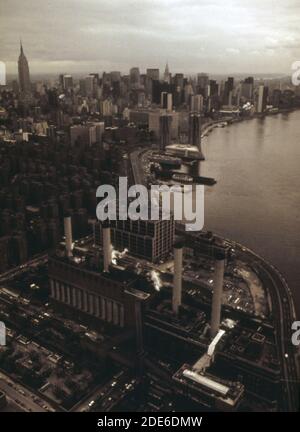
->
0 0 299 415
1 0 300 75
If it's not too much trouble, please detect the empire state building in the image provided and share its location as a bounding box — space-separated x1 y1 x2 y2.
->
18 41 31 94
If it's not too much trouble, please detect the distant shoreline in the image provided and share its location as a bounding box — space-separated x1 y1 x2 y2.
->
201 107 299 138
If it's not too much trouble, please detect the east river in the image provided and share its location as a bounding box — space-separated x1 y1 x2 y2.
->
198 111 300 317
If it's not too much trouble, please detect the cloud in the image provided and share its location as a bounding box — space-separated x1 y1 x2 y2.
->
0 0 299 74
226 48 240 55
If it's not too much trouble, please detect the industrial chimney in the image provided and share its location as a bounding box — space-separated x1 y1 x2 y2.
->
189 113 205 160
172 239 184 314
102 221 112 272
210 252 226 338
64 215 73 257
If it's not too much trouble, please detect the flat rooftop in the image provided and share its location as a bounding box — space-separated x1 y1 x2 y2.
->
51 244 137 285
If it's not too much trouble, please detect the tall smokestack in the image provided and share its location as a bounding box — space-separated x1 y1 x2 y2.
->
159 114 172 152
102 221 112 272
189 113 204 160
210 252 226 338
64 215 73 257
172 239 184 314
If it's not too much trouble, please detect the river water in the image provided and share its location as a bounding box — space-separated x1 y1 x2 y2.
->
193 111 300 317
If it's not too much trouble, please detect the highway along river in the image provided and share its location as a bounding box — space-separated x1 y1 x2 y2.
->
198 111 300 318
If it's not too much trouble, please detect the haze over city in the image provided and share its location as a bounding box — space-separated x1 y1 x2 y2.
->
1 0 300 75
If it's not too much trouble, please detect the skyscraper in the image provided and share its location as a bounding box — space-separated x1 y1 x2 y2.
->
159 114 172 152
241 77 254 101
197 73 209 95
189 113 204 159
223 77 234 105
130 67 140 86
62 74 73 91
18 41 31 94
146 68 159 81
164 62 170 84
256 85 268 113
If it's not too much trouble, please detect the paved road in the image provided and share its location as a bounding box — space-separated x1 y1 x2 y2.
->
0 372 48 412
252 261 299 412
130 149 148 186
208 234 299 411
0 253 48 284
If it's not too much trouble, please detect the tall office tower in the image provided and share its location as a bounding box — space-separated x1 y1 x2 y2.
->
207 80 220 111
190 94 204 112
84 75 95 96
197 73 209 94
146 69 160 98
167 93 173 111
89 72 99 84
62 74 73 91
189 113 204 159
174 73 184 90
130 67 140 86
256 85 269 113
241 76 254 101
184 82 194 104
146 68 160 81
208 80 219 97
173 86 182 108
164 62 171 84
223 77 234 105
159 114 172 152
59 74 64 88
161 91 167 108
18 41 31 94
210 253 225 338
111 71 121 83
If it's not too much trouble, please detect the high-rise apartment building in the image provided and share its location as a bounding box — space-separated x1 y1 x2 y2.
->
94 217 174 263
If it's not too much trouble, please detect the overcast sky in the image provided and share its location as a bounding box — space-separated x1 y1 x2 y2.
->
1 0 300 75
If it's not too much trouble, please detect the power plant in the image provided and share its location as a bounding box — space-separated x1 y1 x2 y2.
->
46 213 286 412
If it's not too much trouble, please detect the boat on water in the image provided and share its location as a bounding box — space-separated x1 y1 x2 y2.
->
150 154 182 168
195 176 217 186
172 173 194 184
